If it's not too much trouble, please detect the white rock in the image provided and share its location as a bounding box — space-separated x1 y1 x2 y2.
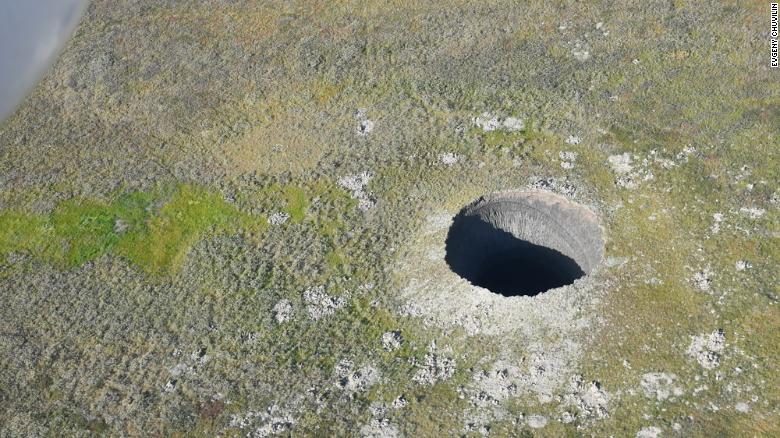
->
573 48 591 62
335 360 381 394
636 426 662 438
686 330 725 369
439 152 459 165
273 299 293 323
527 415 548 429
303 286 346 320
391 395 408 409
710 213 724 233
739 207 765 219
502 117 524 131
692 267 714 293
357 119 375 136
381 331 403 351
560 151 578 161
473 112 501 131
360 419 399 438
641 372 683 401
268 212 290 225
473 112 524 132
338 172 376 211
355 108 375 136
608 153 634 174
413 351 456 385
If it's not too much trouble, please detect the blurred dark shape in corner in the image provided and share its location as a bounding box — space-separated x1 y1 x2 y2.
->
0 0 89 122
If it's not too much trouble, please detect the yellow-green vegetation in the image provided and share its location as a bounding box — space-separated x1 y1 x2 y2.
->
0 0 777 436
0 185 266 274
479 129 526 149
116 185 264 274
283 186 308 223
0 212 49 258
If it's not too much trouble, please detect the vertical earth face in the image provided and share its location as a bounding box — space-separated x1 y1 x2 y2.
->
445 191 603 296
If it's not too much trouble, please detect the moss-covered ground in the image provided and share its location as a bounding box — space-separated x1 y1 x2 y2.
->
0 0 777 436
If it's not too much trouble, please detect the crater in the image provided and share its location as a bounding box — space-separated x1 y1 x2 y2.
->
445 191 604 297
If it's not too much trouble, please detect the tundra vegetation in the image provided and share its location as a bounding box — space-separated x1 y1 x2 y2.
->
0 1 777 436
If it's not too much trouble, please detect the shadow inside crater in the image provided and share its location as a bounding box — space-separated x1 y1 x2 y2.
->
445 214 585 297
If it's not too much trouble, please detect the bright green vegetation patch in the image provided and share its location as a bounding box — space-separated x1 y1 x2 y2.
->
283 186 309 223
247 181 342 224
0 185 266 274
50 199 129 266
116 185 264 274
0 212 49 256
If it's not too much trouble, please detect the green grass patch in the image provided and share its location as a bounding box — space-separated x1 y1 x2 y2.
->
50 199 123 266
116 184 262 275
283 186 308 223
0 184 266 275
0 212 49 256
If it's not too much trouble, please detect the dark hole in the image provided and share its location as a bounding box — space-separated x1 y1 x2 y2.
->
445 214 586 297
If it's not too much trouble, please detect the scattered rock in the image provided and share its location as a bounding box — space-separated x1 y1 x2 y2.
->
355 108 375 136
560 151 577 169
413 347 456 385
502 117 524 131
391 395 408 409
636 426 662 438
563 375 609 420
113 218 128 233
439 152 459 166
606 152 654 189
360 418 399 438
692 267 715 293
686 330 725 369
381 331 403 352
229 405 296 437
473 113 524 132
735 402 749 413
335 359 381 394
469 364 520 407
474 113 501 131
739 207 765 219
572 41 591 62
527 414 548 429
608 153 634 175
338 171 376 211
770 190 779 204
640 372 683 401
560 151 578 161
268 212 290 225
530 178 577 197
163 379 176 393
273 299 293 324
303 286 346 320
710 213 725 234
